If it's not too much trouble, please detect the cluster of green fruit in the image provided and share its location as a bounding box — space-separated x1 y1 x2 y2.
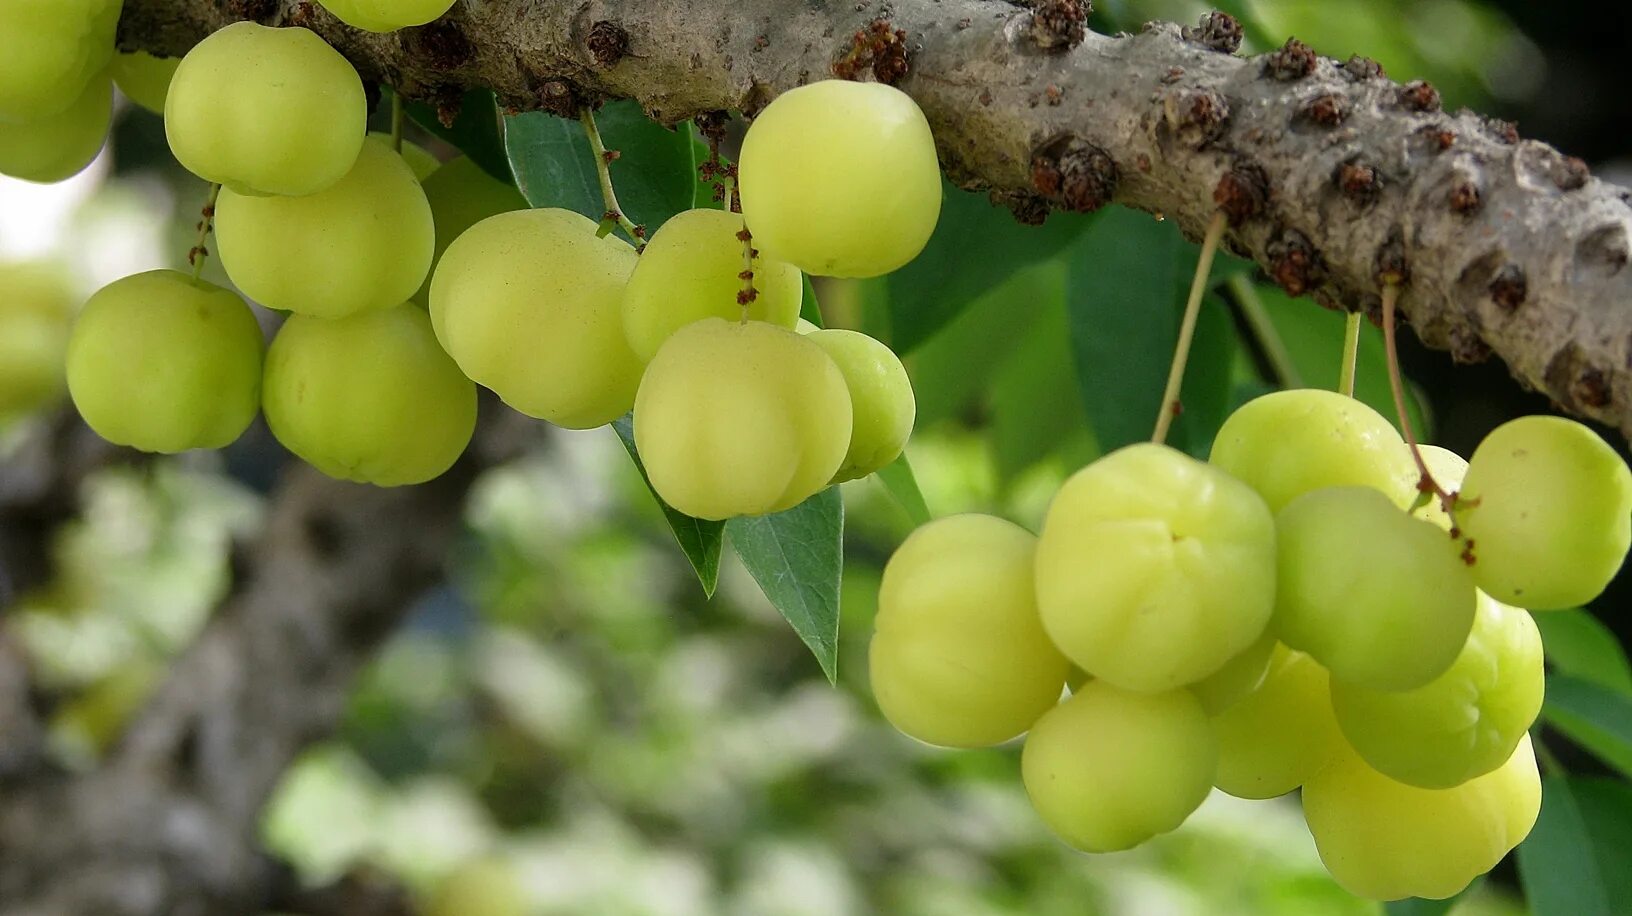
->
870 388 1632 902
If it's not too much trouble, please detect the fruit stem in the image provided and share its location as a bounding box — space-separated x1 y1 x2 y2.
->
736 225 757 323
187 182 221 281
1338 310 1362 398
579 107 646 248
1226 273 1303 389
1381 283 1454 511
389 91 404 154
1152 211 1228 445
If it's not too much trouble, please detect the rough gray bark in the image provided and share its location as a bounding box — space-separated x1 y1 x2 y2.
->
117 0 1632 436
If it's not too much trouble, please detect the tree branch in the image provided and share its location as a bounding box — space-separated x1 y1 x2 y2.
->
118 0 1632 435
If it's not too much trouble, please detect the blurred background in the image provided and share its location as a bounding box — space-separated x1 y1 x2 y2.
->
2 1 1628 914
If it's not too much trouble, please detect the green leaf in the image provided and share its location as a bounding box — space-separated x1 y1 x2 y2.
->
800 274 825 328
1167 292 1241 457
399 88 513 184
503 101 696 232
1518 775 1615 916
1570 777 1632 908
610 416 724 596
1383 879 1482 916
727 488 844 682
1542 674 1632 779
875 455 931 526
1536 610 1632 696
990 272 1095 482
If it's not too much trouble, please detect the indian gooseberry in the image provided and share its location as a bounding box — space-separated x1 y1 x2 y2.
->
1033 443 1277 692
1189 626 1277 715
1302 735 1541 901
214 137 434 318
429 208 642 428
315 0 458 33
634 318 852 520
1021 682 1216 853
738 80 942 278
0 263 75 424
1331 590 1543 789
164 22 366 196
66 270 263 453
804 329 915 482
109 51 180 114
413 156 527 303
0 0 120 122
1457 415 1632 610
1211 645 1343 799
1209 389 1418 513
262 305 475 486
870 514 1068 748
1276 486 1477 691
368 131 439 180
1412 444 1468 531
0 73 110 183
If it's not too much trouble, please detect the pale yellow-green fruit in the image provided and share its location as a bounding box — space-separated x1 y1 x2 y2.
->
164 22 366 196
1413 444 1468 531
0 263 74 423
317 0 458 32
424 858 529 916
369 131 439 180
414 156 527 302
805 328 915 482
795 317 821 334
262 305 475 486
1190 626 1276 715
215 137 434 319
621 208 803 361
1276 486 1477 691
1332 590 1543 789
0 0 120 122
1212 645 1343 799
110 51 179 114
66 270 263 453
739 80 942 278
870 514 1068 748
634 318 853 520
1303 734 1541 901
430 208 642 428
1034 443 1277 692
1209 389 1418 513
1022 682 1216 853
0 72 110 183
1458 415 1632 610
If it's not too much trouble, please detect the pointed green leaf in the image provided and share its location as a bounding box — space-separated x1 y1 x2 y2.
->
800 274 825 328
399 88 513 184
1542 674 1632 779
875 455 931 527
727 488 844 682
1383 879 1482 916
611 416 723 596
1518 775 1615 916
1570 777 1632 908
1536 610 1632 696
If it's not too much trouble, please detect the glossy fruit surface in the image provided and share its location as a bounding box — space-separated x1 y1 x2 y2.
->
1190 627 1276 715
1212 645 1342 799
0 0 120 122
805 328 915 482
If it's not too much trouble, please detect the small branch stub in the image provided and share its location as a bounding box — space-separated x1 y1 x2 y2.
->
1030 0 1089 51
1181 11 1242 54
1031 136 1117 212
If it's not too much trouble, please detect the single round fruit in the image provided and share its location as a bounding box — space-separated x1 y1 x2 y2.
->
215 137 434 318
1210 389 1417 513
369 131 439 180
262 305 475 486
0 263 74 423
412 156 526 302
1413 444 1468 531
621 208 803 362
1332 590 1543 789
805 329 915 482
0 73 110 183
1034 443 1277 692
425 858 529 916
165 22 366 196
634 319 852 520
66 270 263 453
1212 645 1342 799
109 51 180 114
870 514 1068 748
317 0 458 32
430 208 642 428
0 0 120 122
1021 682 1216 853
1276 486 1477 691
1303 735 1541 901
739 80 941 278
1190 626 1276 715
1457 415 1632 610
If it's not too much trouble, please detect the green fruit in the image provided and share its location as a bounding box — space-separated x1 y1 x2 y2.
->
1034 443 1277 692
1332 590 1543 789
414 156 527 302
870 514 1068 747
795 317 822 334
1209 389 1417 513
109 51 179 114
1458 415 1632 610
0 72 110 183
621 208 802 362
1021 682 1215 852
66 270 263 453
369 131 439 180
317 0 458 32
1190 626 1276 715
429 208 642 428
1276 486 1477 691
1212 645 1342 799
262 305 475 486
1303 735 1541 901
805 329 915 482
215 137 434 318
1413 444 1468 531
165 22 366 196
634 318 852 520
739 80 942 278
0 263 73 424
425 858 528 916
0 0 119 122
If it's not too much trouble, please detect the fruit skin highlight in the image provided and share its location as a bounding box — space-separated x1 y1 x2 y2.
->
870 514 1068 748
739 80 942 278
0 74 111 184
0 0 120 122
1212 645 1343 799
805 329 916 483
